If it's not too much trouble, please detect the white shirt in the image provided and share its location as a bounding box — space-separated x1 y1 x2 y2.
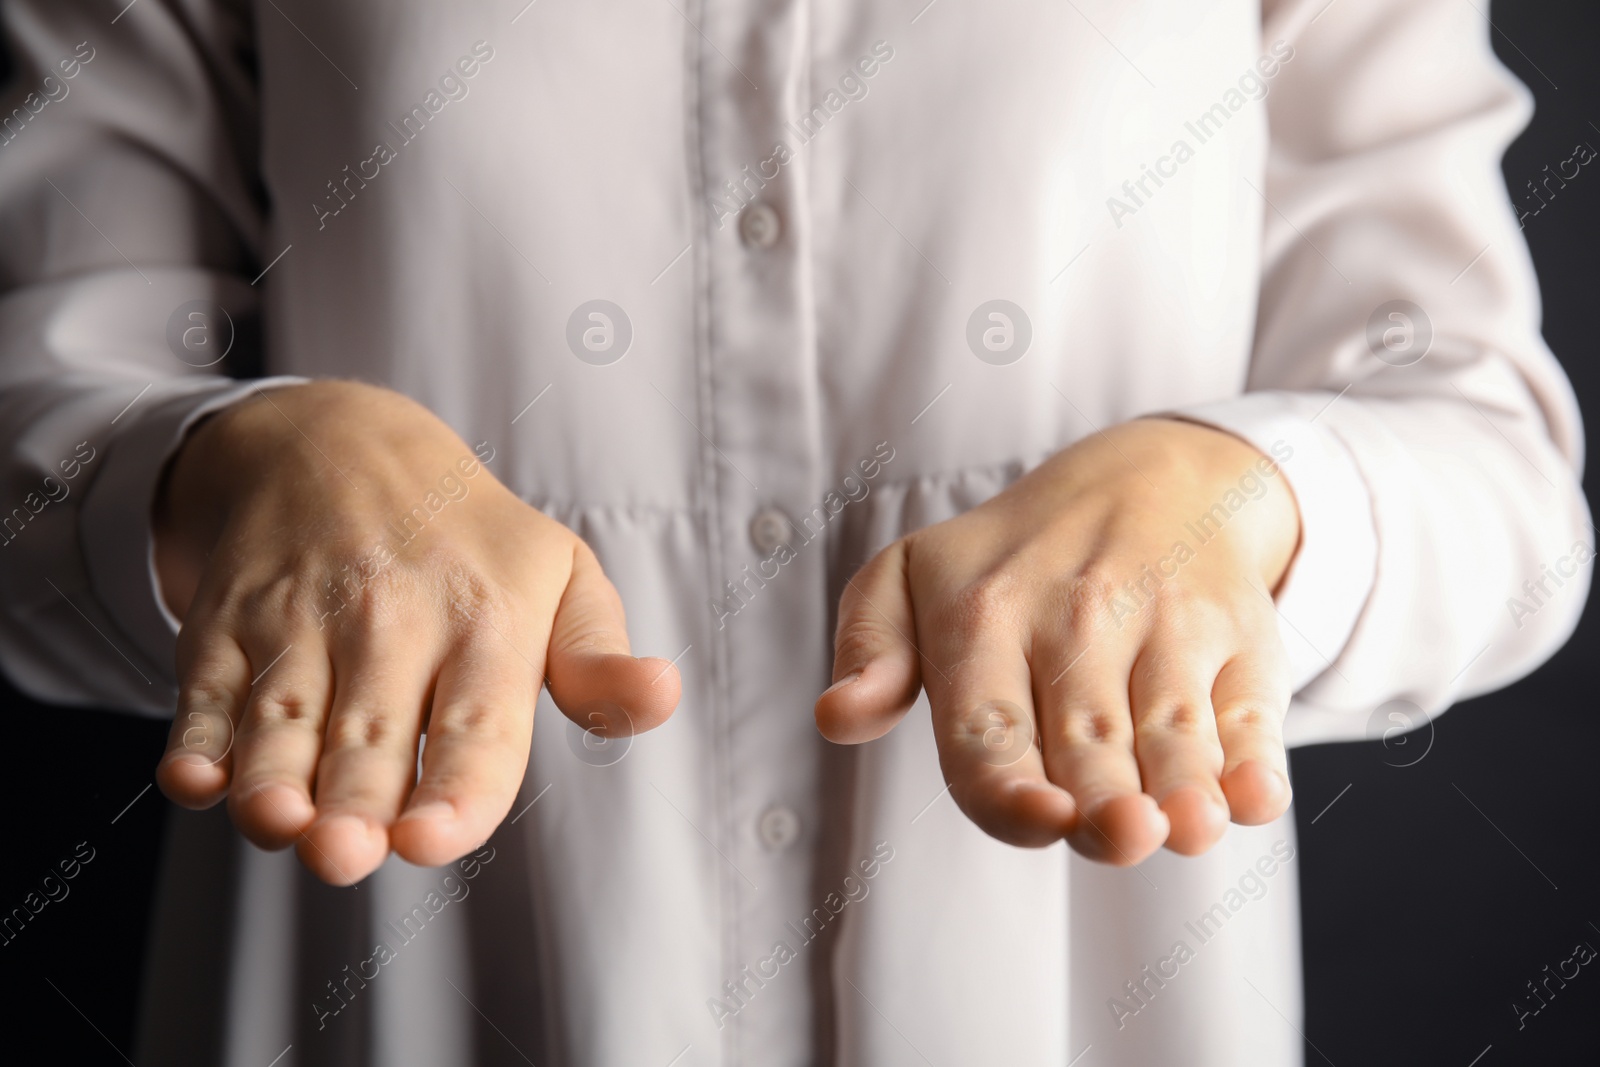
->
0 0 1588 1064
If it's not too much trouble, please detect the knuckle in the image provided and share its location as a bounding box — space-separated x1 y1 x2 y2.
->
1067 565 1118 608
946 708 992 749
248 691 321 729
1144 577 1204 621
1137 700 1211 736
340 562 416 623
438 568 512 632
428 701 509 739
319 553 494 638
551 624 619 661
833 617 891 668
330 553 437 625
235 574 299 623
1055 702 1129 745
1059 569 1121 632
181 678 239 714
1214 702 1278 734
326 708 402 750
940 571 1021 633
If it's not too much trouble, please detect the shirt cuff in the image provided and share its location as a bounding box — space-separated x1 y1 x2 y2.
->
1162 390 1379 693
79 375 311 692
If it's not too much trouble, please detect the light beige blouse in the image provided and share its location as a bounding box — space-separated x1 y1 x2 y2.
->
0 0 1587 1064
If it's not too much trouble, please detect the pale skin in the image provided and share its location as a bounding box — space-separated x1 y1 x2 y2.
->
155 379 1299 883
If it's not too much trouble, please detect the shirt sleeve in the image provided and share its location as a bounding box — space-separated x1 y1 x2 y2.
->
0 1 305 717
1171 0 1591 747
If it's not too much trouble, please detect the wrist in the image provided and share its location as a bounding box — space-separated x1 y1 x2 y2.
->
152 388 272 618
1136 417 1302 591
152 380 415 618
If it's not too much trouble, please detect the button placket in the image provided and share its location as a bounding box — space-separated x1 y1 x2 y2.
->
696 5 829 1056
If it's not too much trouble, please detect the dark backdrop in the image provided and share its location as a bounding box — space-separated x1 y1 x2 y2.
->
1 3 1596 1063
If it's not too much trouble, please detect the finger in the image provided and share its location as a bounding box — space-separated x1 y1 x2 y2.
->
157 632 251 809
1034 632 1169 865
299 640 436 885
391 633 537 866
1211 650 1293 825
225 638 332 850
815 540 923 745
1129 627 1231 856
922 589 1075 848
545 539 680 737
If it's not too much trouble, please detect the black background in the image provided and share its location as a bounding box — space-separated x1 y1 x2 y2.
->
1 3 1597 1064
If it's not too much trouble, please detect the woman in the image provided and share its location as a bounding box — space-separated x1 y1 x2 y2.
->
0 0 1586 1064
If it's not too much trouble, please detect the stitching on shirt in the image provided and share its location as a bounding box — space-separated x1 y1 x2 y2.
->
680 2 742 1061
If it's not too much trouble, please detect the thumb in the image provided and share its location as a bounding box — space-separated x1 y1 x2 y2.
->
815 538 924 744
545 540 681 736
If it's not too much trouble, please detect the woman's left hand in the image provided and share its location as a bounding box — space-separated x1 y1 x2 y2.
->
815 418 1302 863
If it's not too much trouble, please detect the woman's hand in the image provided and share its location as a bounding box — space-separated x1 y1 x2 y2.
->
153 380 679 885
815 418 1301 863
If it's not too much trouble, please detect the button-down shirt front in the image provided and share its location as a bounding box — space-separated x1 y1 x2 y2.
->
0 1 1588 1065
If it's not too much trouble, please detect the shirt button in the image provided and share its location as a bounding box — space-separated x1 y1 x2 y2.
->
738 203 782 249
749 507 794 553
757 805 801 851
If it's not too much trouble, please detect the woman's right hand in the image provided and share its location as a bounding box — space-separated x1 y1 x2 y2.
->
153 380 680 885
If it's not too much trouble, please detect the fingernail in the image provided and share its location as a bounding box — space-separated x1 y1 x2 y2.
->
163 752 213 770
823 671 862 696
